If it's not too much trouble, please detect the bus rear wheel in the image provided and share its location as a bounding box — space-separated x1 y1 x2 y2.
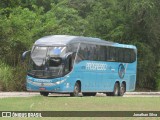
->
82 93 96 96
120 83 126 96
40 92 49 96
70 82 80 97
113 83 120 96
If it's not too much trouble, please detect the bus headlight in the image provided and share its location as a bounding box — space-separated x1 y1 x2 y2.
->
55 79 66 85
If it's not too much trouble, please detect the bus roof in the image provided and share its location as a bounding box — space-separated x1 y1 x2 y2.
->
34 35 113 45
34 35 136 49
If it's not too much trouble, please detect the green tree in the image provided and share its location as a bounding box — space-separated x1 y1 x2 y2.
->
84 0 125 41
0 6 44 65
119 0 160 89
41 1 88 36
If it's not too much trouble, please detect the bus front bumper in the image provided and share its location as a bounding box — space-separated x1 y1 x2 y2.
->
26 76 73 93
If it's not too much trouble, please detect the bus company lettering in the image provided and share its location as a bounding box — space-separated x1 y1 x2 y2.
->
86 63 107 71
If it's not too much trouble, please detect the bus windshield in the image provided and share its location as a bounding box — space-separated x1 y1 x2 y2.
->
28 46 66 78
31 46 48 66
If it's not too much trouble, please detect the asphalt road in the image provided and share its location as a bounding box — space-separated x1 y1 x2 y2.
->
0 92 160 98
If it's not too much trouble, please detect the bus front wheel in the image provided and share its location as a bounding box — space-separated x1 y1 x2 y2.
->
40 92 49 96
113 83 120 96
70 82 80 97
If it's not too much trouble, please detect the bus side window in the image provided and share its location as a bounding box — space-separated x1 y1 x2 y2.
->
75 45 84 63
99 46 105 61
128 49 132 62
115 48 119 62
118 48 124 62
97 45 100 61
93 45 97 60
108 47 116 61
105 46 109 61
130 49 136 63
124 49 129 63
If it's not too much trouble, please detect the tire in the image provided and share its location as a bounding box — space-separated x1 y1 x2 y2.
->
120 83 126 96
113 83 120 96
40 92 49 96
70 82 80 97
82 93 96 96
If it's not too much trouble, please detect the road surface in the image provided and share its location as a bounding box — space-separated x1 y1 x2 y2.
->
0 92 160 98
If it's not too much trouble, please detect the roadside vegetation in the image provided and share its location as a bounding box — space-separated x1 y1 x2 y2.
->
0 0 160 91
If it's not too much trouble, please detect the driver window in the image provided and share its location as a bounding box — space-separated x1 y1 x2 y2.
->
64 53 75 74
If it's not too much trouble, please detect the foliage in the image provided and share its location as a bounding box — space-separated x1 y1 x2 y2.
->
135 42 156 89
155 68 160 90
0 61 27 91
0 61 13 91
0 0 160 91
0 6 43 65
119 0 160 89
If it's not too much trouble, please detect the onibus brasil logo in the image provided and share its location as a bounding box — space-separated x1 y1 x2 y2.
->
118 64 125 79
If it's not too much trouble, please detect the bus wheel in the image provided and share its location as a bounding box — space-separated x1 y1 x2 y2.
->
82 93 96 96
70 82 80 97
113 83 120 96
120 83 126 96
40 92 49 96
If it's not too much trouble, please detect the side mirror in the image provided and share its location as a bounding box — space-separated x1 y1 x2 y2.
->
22 50 31 62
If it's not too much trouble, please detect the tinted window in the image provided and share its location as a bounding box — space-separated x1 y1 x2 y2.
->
76 43 136 63
99 46 105 61
67 43 79 53
124 49 130 63
130 49 136 62
118 48 124 62
120 48 136 63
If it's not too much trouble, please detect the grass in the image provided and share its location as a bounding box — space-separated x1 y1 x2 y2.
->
0 96 160 111
0 96 160 120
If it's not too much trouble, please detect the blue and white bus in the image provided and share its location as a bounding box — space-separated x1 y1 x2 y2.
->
22 35 137 96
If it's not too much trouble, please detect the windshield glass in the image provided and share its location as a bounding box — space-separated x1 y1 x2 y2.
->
28 46 66 78
31 46 48 66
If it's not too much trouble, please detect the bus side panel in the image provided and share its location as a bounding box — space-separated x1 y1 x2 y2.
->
69 60 137 92
73 61 117 92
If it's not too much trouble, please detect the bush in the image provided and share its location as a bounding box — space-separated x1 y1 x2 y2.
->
156 68 160 90
0 61 27 91
12 63 27 91
0 61 13 91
